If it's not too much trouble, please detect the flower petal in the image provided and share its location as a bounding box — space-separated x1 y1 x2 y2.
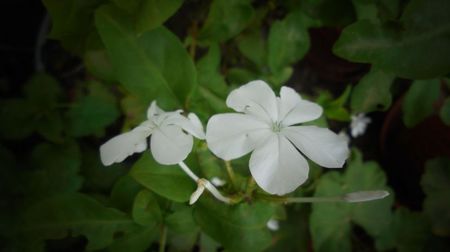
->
164 112 205 139
280 86 302 109
278 87 323 126
350 113 371 137
206 113 271 160
249 134 309 195
147 101 164 119
226 80 278 123
150 125 193 165
282 126 349 168
100 127 151 166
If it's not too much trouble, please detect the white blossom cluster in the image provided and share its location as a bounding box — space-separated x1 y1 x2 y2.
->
100 80 386 204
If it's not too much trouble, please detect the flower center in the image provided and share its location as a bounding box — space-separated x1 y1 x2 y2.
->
271 121 282 132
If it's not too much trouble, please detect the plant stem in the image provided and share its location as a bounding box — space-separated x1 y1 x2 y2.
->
159 225 167 252
256 190 389 204
224 160 237 188
189 21 198 58
245 177 256 196
284 196 342 203
178 161 199 181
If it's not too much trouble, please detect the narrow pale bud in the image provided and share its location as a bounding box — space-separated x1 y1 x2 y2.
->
189 179 207 205
266 219 279 231
211 177 226 187
343 190 389 203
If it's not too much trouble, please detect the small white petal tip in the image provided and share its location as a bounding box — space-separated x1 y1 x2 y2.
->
211 177 226 187
344 190 390 203
350 113 372 138
267 219 279 231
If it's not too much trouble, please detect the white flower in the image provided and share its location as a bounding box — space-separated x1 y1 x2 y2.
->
100 101 205 166
211 177 226 187
350 113 371 137
266 218 279 231
206 80 349 195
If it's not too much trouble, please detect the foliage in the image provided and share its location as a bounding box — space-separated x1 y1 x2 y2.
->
310 149 393 252
421 158 450 237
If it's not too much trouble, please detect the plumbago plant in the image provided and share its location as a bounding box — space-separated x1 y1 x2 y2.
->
1 0 449 251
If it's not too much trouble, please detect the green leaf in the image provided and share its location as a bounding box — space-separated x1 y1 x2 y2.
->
376 0 401 21
238 30 266 67
110 175 142 213
67 81 120 137
267 67 293 88
112 0 183 34
166 205 200 251
267 206 310 252
193 197 274 252
35 110 64 142
132 190 162 226
0 99 35 140
111 0 139 11
192 44 229 117
80 146 126 192
0 145 16 191
108 226 157 252
351 0 378 22
0 146 18 242
130 152 195 202
23 73 61 109
121 94 148 129
300 0 355 27
165 207 198 234
334 0 450 79
1 74 65 141
199 233 221 252
310 149 393 252
226 68 258 86
440 98 450 125
43 0 104 53
196 44 228 96
18 193 139 250
268 11 310 75
0 74 64 141
196 143 227 180
95 4 197 109
199 0 254 43
84 49 116 82
390 208 430 252
421 157 450 236
350 68 395 113
403 79 440 128
317 86 352 121
136 0 183 34
23 142 83 199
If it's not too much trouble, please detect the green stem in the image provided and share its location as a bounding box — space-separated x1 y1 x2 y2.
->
224 160 237 188
284 196 342 203
189 21 198 59
257 193 340 203
256 190 389 204
245 177 256 196
159 225 167 252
